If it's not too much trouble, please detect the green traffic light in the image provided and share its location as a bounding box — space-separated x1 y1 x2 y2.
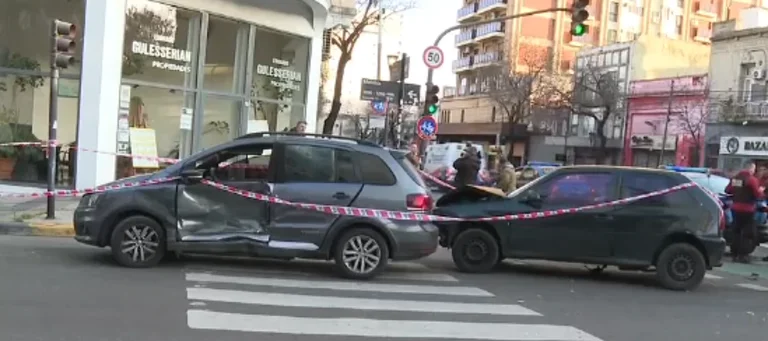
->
428 104 438 114
572 24 586 36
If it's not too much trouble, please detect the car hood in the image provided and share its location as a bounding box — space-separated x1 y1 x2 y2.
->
434 185 510 218
103 172 160 187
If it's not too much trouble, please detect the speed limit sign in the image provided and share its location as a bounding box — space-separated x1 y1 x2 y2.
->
423 46 444 69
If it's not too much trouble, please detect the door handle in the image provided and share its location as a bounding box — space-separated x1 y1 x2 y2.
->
595 213 614 221
332 192 350 200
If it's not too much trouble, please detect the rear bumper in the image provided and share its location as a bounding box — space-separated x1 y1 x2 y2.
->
390 222 439 261
699 235 726 268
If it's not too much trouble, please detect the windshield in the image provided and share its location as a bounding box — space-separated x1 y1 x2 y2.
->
682 172 730 194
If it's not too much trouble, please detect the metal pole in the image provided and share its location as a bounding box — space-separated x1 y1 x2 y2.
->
658 79 674 167
394 53 407 148
46 22 59 219
419 7 571 154
376 11 383 80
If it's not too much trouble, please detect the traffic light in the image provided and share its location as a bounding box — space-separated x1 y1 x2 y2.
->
570 0 589 36
425 85 440 115
52 20 77 69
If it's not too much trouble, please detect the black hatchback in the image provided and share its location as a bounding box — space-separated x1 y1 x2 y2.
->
433 166 726 291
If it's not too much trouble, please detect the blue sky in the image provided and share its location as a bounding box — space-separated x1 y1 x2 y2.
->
400 0 457 90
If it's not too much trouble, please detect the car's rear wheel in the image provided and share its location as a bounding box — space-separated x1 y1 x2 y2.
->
333 227 389 280
110 215 166 268
655 243 706 291
451 228 499 273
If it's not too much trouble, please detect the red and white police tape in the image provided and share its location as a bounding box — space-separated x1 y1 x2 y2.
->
418 170 456 191
201 179 697 222
0 177 178 198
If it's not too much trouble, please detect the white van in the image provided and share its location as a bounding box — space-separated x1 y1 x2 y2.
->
423 143 491 188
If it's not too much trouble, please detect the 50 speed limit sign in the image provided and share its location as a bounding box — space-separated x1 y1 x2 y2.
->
423 46 444 69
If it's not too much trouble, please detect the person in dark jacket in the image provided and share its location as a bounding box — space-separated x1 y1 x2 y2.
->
453 147 480 187
725 161 765 263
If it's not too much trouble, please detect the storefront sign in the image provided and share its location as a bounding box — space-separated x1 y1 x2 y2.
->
256 58 302 91
719 136 768 156
131 41 192 73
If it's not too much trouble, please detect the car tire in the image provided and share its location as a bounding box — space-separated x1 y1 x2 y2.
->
451 228 499 273
110 215 166 268
333 227 389 280
655 243 706 291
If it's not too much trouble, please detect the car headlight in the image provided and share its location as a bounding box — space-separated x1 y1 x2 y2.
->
81 193 102 207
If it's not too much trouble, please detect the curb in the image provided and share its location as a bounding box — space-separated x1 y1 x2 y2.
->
0 221 74 237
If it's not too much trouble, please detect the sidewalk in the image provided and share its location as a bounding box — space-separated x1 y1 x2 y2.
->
0 191 77 237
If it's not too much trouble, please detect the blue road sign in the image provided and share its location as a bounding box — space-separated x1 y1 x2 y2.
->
371 101 388 115
416 116 438 140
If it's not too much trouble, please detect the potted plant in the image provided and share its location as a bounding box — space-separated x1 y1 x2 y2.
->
0 107 43 180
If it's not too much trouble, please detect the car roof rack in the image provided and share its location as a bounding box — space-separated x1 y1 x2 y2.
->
236 132 381 148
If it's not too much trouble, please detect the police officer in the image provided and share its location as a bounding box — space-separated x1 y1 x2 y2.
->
725 160 764 263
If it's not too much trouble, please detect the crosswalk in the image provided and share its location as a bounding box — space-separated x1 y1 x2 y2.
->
183 262 604 340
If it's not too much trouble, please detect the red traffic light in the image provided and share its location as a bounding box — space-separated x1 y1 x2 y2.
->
53 19 77 69
427 85 440 95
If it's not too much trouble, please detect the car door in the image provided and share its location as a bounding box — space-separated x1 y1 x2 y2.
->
268 142 363 249
175 143 275 243
611 172 688 263
505 171 619 261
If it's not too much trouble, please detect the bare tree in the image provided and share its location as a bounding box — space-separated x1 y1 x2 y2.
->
545 61 625 164
322 0 414 134
479 48 550 126
672 88 709 166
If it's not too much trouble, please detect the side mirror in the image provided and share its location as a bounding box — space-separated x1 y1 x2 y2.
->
180 168 205 183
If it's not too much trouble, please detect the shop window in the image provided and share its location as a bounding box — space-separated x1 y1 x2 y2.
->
203 15 249 93
250 27 309 131
122 0 201 88
198 95 241 151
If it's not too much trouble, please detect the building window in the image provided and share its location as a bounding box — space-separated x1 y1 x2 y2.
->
461 109 465 123
0 0 86 186
607 29 618 43
675 15 683 35
609 2 619 22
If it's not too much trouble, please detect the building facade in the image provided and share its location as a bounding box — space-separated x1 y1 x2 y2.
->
0 0 346 189
624 75 708 168
705 7 768 171
438 0 757 162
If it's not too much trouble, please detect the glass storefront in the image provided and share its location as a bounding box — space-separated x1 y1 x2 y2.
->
119 0 310 178
0 0 85 186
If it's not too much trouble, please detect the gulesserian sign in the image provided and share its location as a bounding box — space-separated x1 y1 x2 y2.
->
131 41 192 73
256 58 303 91
719 136 768 156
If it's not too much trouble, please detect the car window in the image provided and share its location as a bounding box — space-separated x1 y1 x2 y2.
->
621 173 686 207
282 145 362 183
533 173 615 206
361 152 397 186
202 146 273 182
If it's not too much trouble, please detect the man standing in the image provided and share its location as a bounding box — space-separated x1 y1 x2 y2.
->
453 147 480 187
495 157 517 195
725 161 764 263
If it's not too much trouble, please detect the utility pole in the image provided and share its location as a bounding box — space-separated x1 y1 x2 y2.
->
376 9 384 80
658 79 674 167
393 53 408 148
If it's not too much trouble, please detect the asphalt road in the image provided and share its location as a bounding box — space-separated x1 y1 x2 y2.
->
1 236 767 341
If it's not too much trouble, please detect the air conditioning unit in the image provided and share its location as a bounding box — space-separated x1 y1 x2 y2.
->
754 68 766 80
742 53 755 64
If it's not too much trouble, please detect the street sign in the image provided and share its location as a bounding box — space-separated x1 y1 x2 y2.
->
423 46 444 69
360 79 421 105
370 101 388 115
416 116 438 140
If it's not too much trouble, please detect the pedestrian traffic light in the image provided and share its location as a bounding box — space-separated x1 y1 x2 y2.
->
425 85 440 115
571 0 589 37
52 20 77 69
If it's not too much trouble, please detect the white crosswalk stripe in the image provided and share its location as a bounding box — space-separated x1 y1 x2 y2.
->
184 265 605 340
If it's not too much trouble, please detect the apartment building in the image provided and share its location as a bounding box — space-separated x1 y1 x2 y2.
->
438 0 757 163
705 7 768 171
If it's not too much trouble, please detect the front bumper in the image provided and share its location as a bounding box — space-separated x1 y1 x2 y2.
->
73 206 104 247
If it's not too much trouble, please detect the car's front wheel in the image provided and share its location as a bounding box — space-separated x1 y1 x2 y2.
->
451 228 499 273
333 227 389 280
110 215 166 268
655 243 706 291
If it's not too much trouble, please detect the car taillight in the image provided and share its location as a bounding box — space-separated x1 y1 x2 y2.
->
407 193 432 211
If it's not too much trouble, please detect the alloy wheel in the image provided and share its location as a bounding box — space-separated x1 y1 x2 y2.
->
342 235 381 274
121 225 159 263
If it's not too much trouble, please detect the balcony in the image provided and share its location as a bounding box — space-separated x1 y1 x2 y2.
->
455 29 475 47
453 56 473 73
475 22 505 41
692 27 711 43
694 1 717 18
472 51 500 68
457 3 478 22
477 0 506 15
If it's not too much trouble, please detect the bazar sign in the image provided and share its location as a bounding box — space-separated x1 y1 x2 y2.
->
719 136 768 156
131 41 192 73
